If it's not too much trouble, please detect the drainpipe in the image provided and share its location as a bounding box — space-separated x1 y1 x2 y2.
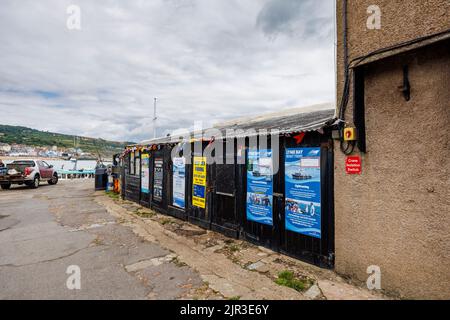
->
343 0 348 77
338 0 356 155
339 0 348 121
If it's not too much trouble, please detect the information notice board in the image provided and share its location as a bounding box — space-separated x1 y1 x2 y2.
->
153 158 163 202
192 157 207 209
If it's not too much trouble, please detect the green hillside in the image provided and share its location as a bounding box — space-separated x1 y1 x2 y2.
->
0 124 134 157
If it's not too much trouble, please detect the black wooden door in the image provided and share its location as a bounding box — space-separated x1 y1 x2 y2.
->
211 141 239 238
187 142 211 229
140 151 151 207
166 146 188 220
241 133 334 268
242 136 281 250
279 133 335 268
151 149 166 212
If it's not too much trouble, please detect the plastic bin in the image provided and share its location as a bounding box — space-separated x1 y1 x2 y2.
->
95 168 108 191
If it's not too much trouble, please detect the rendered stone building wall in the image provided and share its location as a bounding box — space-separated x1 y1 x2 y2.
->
335 0 450 299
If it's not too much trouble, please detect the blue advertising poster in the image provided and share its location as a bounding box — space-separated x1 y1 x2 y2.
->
172 157 186 209
246 149 273 226
285 148 321 239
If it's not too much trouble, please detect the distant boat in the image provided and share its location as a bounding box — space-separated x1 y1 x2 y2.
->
292 172 312 180
61 153 72 160
253 171 262 177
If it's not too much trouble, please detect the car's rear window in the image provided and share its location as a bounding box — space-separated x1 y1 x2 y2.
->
11 161 35 167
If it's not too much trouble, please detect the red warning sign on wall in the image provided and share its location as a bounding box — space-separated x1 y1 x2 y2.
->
346 156 362 174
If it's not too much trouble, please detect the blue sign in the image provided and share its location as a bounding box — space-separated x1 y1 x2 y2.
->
285 148 322 239
246 149 273 226
193 184 205 198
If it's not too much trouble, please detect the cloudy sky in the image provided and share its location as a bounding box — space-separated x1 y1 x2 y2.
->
0 0 335 142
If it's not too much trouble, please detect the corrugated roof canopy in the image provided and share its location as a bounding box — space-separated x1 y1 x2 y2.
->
137 103 335 146
212 103 335 139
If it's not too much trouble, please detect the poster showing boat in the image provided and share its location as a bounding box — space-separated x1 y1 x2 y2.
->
192 156 207 209
172 157 186 209
246 149 273 226
153 158 163 202
141 154 150 194
285 147 321 239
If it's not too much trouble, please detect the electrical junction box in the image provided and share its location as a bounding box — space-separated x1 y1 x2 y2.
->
344 127 357 141
331 130 341 140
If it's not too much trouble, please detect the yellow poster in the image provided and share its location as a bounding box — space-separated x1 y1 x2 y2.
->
192 157 207 208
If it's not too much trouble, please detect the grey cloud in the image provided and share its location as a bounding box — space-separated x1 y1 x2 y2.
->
0 0 334 142
256 0 304 36
256 0 333 41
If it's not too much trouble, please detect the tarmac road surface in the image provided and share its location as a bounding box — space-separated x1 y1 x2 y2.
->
0 180 205 300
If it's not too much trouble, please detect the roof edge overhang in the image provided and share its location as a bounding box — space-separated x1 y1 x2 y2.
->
127 116 335 148
350 30 450 69
128 104 336 149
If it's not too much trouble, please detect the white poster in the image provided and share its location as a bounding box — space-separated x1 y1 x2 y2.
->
172 157 186 208
141 154 150 193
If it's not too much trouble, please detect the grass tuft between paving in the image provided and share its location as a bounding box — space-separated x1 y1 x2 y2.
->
134 209 156 218
105 191 120 200
274 270 313 292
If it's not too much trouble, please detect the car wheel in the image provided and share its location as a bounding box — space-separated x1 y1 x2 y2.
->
31 175 40 189
1 183 11 190
48 174 58 185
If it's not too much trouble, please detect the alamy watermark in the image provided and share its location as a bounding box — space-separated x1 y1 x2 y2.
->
66 5 81 30
66 265 81 290
366 265 381 290
367 5 382 30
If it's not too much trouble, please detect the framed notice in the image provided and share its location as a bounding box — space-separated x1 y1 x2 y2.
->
153 158 163 202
